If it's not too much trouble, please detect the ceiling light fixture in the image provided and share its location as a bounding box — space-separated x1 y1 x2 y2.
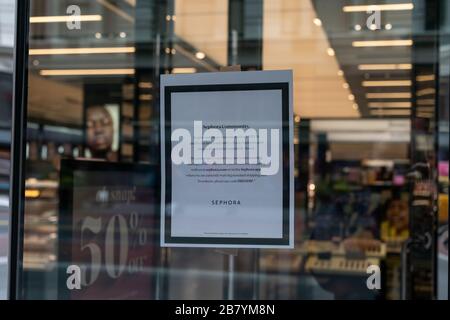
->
362 80 412 87
370 109 411 116
39 69 135 76
172 67 197 74
416 74 435 82
313 18 322 26
417 88 435 96
343 4 414 12
29 47 135 55
358 64 412 70
352 40 413 47
195 51 206 60
30 15 102 23
368 102 412 108
366 92 412 99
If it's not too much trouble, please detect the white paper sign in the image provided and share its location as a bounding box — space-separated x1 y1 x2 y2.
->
160 70 293 248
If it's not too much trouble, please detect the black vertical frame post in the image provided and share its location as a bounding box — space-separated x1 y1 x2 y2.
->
408 0 440 300
8 0 30 300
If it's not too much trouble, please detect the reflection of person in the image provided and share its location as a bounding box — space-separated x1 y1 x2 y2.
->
86 106 117 161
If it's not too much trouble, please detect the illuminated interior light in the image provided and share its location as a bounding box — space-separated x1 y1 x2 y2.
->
354 24 362 31
370 109 411 116
417 99 435 106
337 70 344 76
343 83 349 89
39 69 135 76
416 88 435 96
25 189 40 198
362 80 412 87
358 64 412 70
366 92 411 99
172 67 197 74
348 94 355 101
29 47 135 55
195 52 206 60
416 74 435 82
138 82 153 89
352 103 359 110
313 18 322 26
327 48 335 56
352 40 413 47
30 15 102 23
368 102 412 108
385 23 393 30
343 4 414 12
139 94 153 101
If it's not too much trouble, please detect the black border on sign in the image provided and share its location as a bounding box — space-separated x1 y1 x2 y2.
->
164 82 290 246
58 159 160 300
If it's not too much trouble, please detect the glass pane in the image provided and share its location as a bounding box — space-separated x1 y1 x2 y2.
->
15 0 448 300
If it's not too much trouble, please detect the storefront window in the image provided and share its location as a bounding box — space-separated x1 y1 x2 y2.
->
7 0 449 299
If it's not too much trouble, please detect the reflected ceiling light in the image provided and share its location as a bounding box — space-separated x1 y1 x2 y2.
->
119 32 127 38
352 40 413 47
417 99 435 106
313 18 322 26
95 32 102 39
358 64 412 70
139 94 153 101
369 24 378 31
417 88 435 96
29 47 135 55
385 23 393 30
337 70 344 76
327 48 335 56
172 67 197 74
352 103 359 110
416 74 435 82
195 51 206 60
370 109 411 116
368 102 411 108
354 24 362 31
138 82 153 89
362 80 412 87
39 69 135 76
343 83 349 89
294 115 301 123
30 15 102 23
343 4 414 12
348 94 355 101
366 92 411 99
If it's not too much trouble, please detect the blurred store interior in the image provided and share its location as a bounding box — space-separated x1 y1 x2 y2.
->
1 0 448 299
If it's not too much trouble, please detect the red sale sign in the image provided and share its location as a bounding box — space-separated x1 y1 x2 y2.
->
58 160 159 299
